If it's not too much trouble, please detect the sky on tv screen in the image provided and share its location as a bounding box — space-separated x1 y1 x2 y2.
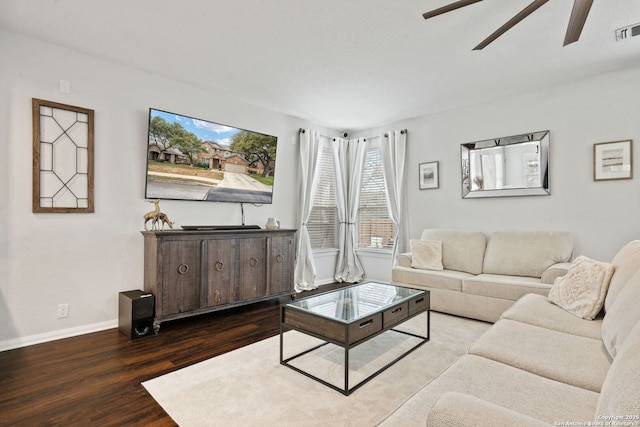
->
151 109 240 145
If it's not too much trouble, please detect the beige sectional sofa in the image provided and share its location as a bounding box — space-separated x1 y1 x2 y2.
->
380 240 640 426
392 229 574 322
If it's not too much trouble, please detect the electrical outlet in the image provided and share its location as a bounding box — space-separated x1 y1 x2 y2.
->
57 303 69 318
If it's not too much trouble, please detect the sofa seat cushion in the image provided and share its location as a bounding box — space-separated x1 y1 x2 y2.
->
601 269 640 358
462 274 551 301
605 240 640 312
427 392 551 427
596 320 640 420
425 288 515 323
392 266 472 292
468 319 610 392
378 355 599 427
421 229 486 275
501 294 602 339
483 231 573 278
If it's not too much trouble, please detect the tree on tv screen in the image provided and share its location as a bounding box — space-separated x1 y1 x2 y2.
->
149 116 203 164
230 131 277 177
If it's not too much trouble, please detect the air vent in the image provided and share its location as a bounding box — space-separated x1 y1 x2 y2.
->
615 22 640 41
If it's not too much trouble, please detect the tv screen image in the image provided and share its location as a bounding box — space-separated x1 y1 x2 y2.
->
145 108 278 204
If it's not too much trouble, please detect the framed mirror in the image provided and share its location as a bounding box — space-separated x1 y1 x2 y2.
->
461 130 549 199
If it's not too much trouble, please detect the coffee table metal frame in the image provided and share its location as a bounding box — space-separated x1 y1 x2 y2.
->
279 282 430 396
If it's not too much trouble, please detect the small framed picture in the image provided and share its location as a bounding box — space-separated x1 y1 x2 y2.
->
419 161 439 190
594 140 633 181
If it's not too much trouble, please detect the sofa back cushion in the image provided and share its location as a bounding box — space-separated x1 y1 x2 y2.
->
596 319 640 420
604 240 640 312
601 269 640 358
421 229 486 275
483 231 573 278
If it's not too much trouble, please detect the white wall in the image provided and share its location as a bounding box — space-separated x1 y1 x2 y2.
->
312 249 392 286
0 29 326 350
3 27 640 349
362 64 640 263
313 64 640 287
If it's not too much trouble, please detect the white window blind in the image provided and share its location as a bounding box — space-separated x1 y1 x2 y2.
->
307 144 338 249
358 145 397 249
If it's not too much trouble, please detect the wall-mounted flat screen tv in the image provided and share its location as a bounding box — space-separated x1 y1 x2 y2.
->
145 108 278 204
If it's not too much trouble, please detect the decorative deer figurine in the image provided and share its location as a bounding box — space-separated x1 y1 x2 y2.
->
156 212 174 230
143 200 161 231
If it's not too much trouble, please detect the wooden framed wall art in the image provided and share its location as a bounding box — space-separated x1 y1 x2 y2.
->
32 98 94 213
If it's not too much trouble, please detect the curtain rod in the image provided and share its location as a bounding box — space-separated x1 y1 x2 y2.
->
299 128 407 141
361 129 408 140
298 128 335 140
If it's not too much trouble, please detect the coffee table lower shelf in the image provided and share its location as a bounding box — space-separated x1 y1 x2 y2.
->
279 323 429 396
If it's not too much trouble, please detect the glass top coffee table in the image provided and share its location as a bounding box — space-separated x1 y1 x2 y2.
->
280 281 430 395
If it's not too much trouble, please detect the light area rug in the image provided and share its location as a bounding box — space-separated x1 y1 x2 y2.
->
142 312 491 427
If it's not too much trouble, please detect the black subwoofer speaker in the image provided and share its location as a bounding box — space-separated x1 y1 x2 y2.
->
118 290 155 339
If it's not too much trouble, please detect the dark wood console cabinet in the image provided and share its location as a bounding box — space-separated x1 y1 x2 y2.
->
141 228 296 332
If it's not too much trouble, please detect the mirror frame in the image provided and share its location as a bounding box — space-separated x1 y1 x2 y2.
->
461 130 550 199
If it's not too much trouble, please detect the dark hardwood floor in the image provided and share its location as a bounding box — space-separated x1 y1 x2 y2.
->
0 284 348 427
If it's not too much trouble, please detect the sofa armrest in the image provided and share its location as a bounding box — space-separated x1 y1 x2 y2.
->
427 392 550 427
541 262 572 284
395 252 412 268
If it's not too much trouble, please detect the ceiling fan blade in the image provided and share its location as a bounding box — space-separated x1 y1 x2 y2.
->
423 0 483 20
473 0 550 50
563 0 594 46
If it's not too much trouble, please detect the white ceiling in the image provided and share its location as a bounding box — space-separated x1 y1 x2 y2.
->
1 0 639 130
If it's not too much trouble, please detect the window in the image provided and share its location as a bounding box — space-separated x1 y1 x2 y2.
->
357 144 397 249
307 143 338 249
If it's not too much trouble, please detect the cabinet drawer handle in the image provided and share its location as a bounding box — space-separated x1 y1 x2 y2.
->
215 261 224 271
250 257 259 267
276 254 284 263
392 307 402 314
359 319 373 329
177 264 189 275
414 297 424 304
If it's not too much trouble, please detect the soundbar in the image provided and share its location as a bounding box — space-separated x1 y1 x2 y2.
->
181 225 262 231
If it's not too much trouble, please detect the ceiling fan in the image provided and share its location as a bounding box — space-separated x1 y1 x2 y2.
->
422 0 594 50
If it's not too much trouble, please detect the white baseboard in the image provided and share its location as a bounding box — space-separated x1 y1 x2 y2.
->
0 319 118 352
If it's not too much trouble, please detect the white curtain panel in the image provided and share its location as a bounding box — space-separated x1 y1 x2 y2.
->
380 130 408 267
294 129 322 292
334 137 366 283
